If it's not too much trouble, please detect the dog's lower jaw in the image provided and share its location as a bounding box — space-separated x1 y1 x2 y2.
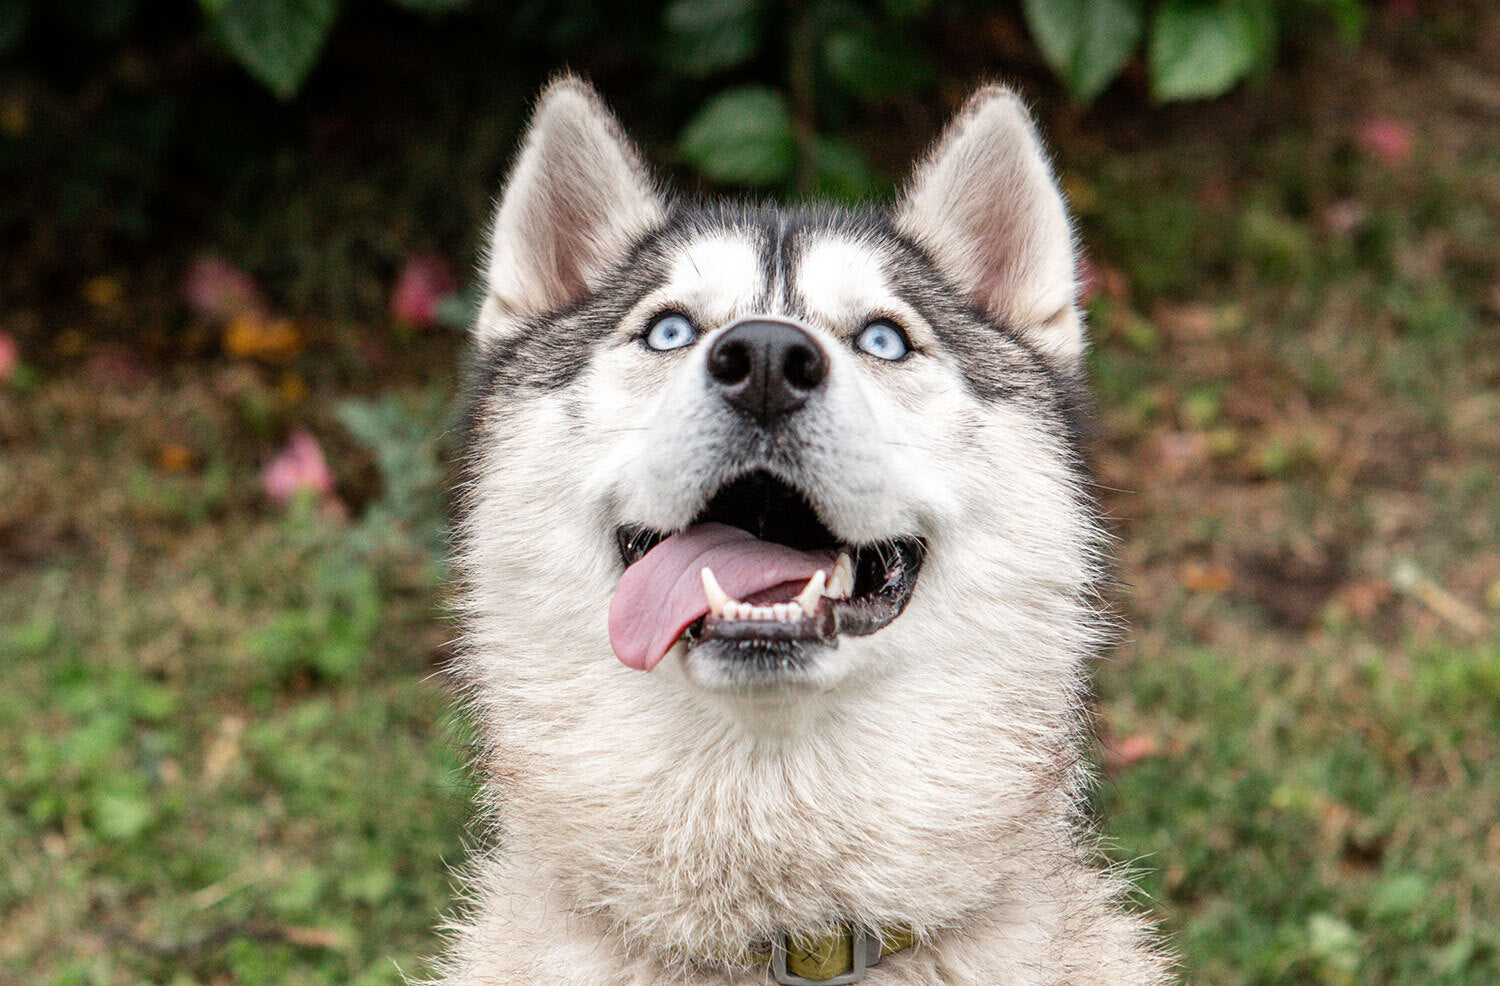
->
675 638 853 695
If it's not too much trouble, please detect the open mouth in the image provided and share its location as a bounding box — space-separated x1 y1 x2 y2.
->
608 471 925 671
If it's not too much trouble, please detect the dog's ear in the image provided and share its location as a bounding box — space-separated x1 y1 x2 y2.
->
480 77 664 340
896 86 1083 369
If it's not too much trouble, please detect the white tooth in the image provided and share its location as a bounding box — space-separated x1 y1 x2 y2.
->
827 553 854 600
794 571 826 616
772 603 792 622
701 567 729 617
754 606 773 621
728 602 745 621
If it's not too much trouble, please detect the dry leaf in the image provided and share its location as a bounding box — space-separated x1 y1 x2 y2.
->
157 444 195 473
224 314 302 363
1181 562 1232 594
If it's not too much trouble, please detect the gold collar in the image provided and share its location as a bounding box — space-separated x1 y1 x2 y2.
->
732 924 917 985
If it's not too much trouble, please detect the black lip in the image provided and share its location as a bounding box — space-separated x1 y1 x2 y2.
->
616 471 926 654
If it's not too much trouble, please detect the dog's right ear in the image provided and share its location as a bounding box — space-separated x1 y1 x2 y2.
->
896 86 1083 371
479 77 664 341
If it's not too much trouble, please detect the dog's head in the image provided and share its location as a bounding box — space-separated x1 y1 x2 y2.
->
458 78 1100 710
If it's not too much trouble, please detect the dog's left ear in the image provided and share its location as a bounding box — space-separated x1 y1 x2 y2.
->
896 86 1083 370
480 77 665 341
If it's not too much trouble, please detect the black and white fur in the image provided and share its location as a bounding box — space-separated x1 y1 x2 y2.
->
439 77 1172 985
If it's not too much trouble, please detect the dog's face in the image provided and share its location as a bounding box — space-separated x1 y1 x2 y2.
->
459 79 1098 715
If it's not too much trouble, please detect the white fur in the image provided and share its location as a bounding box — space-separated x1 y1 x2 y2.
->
896 86 1084 369
436 81 1171 985
480 76 665 341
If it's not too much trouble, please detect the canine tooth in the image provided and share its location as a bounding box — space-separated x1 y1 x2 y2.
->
794 571 826 616
700 567 729 617
826 553 854 600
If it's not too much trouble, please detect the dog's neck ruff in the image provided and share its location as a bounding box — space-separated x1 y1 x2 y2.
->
687 923 916 985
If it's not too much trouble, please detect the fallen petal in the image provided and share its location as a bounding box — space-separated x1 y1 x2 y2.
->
390 255 457 329
262 429 335 505
0 331 17 382
183 255 266 323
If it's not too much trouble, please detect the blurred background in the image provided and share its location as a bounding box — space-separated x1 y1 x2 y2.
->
2 1 1497 983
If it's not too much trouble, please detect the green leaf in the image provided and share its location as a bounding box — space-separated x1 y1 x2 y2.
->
1023 0 1143 104
662 0 761 76
389 0 469 12
679 86 795 187
207 0 341 100
823 29 935 100
0 0 29 55
880 0 932 20
1150 0 1275 102
60 0 134 39
1316 0 1367 44
90 780 155 841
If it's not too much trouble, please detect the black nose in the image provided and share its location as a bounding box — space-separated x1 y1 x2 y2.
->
705 318 829 423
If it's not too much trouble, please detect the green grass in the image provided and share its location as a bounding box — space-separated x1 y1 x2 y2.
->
4 21 1499 986
0 381 471 985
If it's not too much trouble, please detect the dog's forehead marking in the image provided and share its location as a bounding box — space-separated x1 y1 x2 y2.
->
795 236 898 326
662 233 764 324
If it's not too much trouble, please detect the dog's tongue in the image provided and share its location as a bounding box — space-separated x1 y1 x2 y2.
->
609 522 832 671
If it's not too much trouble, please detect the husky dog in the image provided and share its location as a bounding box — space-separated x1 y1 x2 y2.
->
440 77 1171 985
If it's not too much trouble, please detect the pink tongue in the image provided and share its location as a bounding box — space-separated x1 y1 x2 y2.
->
609 522 833 671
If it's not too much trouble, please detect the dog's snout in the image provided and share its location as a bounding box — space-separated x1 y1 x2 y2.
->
706 318 828 424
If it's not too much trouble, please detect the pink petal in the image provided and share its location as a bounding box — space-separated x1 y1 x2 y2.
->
1078 257 1105 304
262 429 335 504
390 255 457 328
1078 257 1128 306
183 255 266 323
0 331 17 382
1322 199 1367 236
1106 733 1161 768
1358 117 1413 166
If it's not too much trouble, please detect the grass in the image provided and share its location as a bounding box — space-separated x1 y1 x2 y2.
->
3 14 1498 986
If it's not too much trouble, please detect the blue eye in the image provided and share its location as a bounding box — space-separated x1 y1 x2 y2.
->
644 313 697 351
855 321 910 361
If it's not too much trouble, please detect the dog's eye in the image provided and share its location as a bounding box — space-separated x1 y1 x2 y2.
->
643 313 698 352
855 320 910 361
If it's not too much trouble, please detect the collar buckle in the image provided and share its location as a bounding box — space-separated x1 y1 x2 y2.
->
769 925 882 985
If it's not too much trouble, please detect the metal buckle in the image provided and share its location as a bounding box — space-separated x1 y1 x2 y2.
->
769 926 882 986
